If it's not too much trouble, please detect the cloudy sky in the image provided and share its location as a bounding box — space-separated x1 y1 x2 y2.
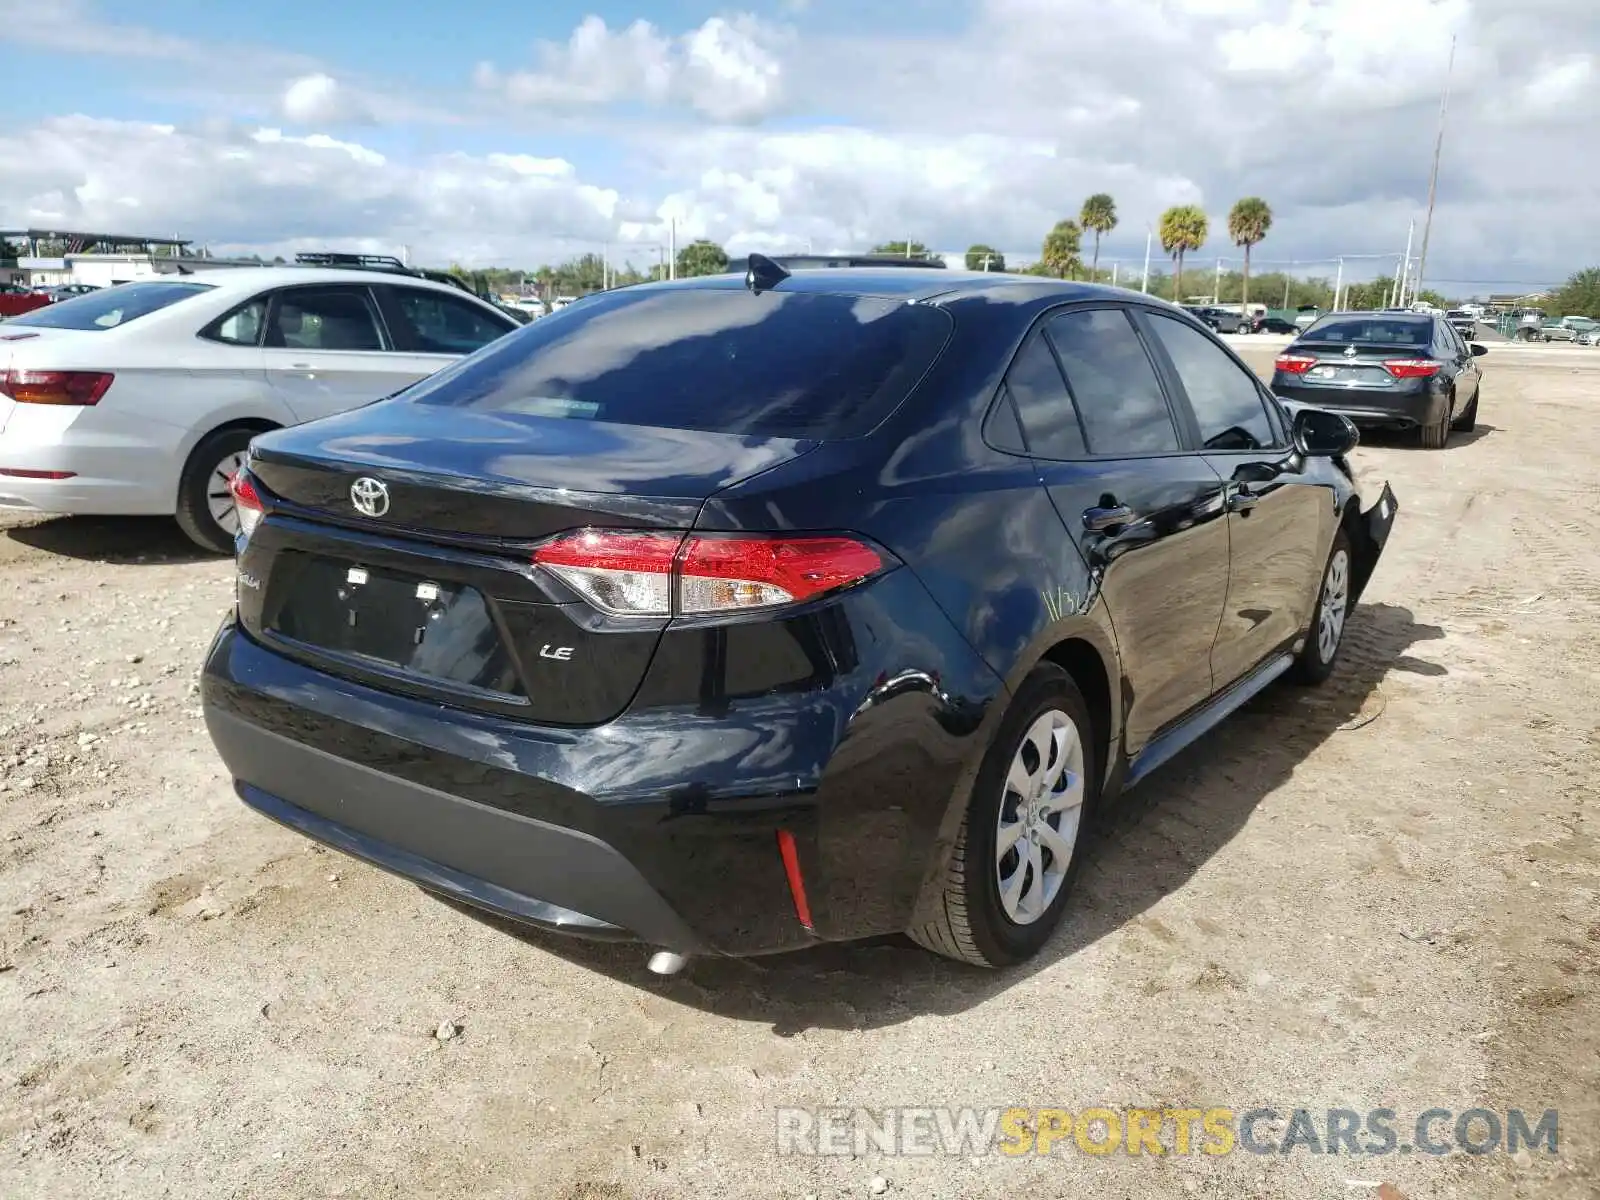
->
2 0 1595 292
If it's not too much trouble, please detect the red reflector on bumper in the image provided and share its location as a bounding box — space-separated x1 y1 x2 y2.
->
776 829 815 932
0 468 77 479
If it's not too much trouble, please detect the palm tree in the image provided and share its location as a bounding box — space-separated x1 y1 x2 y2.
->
1080 194 1117 280
1040 219 1083 279
1227 197 1273 312
1159 205 1209 302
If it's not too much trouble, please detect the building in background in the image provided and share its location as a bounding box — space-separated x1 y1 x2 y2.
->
1 229 194 289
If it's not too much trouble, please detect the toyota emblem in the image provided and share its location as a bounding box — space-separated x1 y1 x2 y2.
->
1343 345 1358 358
350 476 390 518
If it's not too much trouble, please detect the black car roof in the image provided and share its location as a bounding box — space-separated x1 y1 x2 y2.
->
636 268 1163 306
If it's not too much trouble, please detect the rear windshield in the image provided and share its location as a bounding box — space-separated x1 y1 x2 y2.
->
402 287 953 439
1301 316 1432 347
5 281 214 331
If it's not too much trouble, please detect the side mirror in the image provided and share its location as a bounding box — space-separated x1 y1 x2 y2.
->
1470 343 1487 357
1292 407 1359 457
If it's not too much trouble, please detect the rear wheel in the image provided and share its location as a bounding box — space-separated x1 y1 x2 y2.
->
1419 393 1453 449
174 427 260 554
1289 528 1352 685
910 664 1098 968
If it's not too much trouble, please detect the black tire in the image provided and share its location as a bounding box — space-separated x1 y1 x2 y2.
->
1451 391 1478 432
174 426 261 555
909 663 1100 968
1289 527 1353 685
1419 393 1452 449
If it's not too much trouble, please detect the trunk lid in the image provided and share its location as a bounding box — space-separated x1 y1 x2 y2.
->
238 400 821 725
1287 341 1432 388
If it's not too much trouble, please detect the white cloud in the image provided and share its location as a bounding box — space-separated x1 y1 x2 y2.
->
280 74 376 125
477 14 786 123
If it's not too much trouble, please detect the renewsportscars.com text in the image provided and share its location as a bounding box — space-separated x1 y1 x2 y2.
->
775 1106 1559 1158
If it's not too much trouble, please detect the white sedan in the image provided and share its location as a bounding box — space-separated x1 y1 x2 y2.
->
0 266 520 551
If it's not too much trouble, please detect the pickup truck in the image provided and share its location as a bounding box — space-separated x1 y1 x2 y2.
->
0 284 51 319
1541 319 1576 343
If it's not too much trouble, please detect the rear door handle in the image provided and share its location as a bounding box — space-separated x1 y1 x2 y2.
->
1228 487 1259 513
1082 503 1134 532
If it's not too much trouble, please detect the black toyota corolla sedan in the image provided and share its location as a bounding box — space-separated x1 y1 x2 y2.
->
1271 311 1485 448
202 261 1397 973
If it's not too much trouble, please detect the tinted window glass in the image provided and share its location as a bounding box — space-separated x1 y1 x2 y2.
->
1043 309 1178 455
1146 313 1278 451
1005 333 1084 457
984 387 1028 454
405 288 953 439
202 297 268 346
268 287 386 352
6 281 213 331
393 288 512 354
1301 316 1432 347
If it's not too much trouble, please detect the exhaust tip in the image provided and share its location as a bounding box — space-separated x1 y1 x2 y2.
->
647 951 690 976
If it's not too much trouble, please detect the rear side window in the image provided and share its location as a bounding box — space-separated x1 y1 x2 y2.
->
390 288 513 354
5 281 213 331
267 287 387 352
403 288 953 439
1044 309 1179 455
1004 333 1084 458
1144 313 1279 451
201 297 268 346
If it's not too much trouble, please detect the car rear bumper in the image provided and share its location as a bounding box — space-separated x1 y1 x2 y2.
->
208 704 703 951
200 573 1001 957
0 400 180 514
1271 382 1446 428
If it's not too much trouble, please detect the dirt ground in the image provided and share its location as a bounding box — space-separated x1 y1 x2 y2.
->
1 345 1596 1199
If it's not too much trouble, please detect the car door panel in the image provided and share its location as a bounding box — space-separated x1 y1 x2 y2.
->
1006 307 1231 755
260 285 427 423
1138 309 1329 689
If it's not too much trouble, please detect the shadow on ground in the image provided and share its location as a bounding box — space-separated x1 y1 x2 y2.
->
442 601 1446 1034
1355 422 1497 451
1 515 216 565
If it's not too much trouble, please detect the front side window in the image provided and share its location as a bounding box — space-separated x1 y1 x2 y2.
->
5 281 214 331
1145 313 1278 451
392 288 513 355
1044 308 1179 455
266 287 387 352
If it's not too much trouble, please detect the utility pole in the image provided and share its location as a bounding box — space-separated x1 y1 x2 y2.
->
1111 262 1119 288
668 219 676 280
1282 276 1291 309
1141 230 1152 294
1214 258 1222 306
1332 257 1344 311
1415 34 1456 304
1398 218 1416 307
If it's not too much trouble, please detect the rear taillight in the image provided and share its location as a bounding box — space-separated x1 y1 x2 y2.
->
0 369 115 406
230 470 265 539
532 530 887 618
1274 354 1317 375
1382 358 1442 379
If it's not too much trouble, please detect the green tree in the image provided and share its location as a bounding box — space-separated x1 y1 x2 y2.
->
965 244 1006 272
1040 219 1083 279
1079 193 1117 278
1159 205 1209 302
1549 267 1600 320
676 239 730 278
872 240 945 265
1226 197 1272 311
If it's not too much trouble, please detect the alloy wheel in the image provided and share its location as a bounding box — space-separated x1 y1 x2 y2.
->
1317 547 1350 663
207 450 247 537
995 709 1086 925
